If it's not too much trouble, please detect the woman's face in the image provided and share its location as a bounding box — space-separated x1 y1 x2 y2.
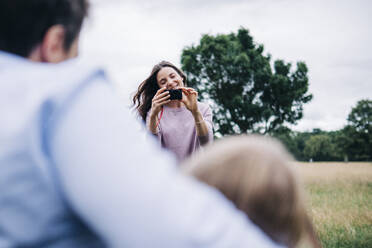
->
156 66 184 89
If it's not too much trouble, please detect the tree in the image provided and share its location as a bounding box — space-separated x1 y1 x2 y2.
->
271 126 302 160
342 99 371 161
347 99 371 134
304 134 338 161
181 27 312 136
328 130 348 161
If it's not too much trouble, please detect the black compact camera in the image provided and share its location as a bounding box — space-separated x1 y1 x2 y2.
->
167 89 182 100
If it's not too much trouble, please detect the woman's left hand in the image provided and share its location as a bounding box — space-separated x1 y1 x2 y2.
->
180 87 198 114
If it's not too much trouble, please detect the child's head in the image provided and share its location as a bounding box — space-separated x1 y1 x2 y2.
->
182 135 317 248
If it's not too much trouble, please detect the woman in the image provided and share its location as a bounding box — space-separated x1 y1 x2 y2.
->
182 135 320 248
133 61 213 161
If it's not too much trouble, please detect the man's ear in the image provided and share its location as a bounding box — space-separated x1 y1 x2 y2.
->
40 25 67 63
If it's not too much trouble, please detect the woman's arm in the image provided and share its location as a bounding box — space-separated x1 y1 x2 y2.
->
191 109 210 145
181 87 212 145
147 87 170 134
147 109 160 134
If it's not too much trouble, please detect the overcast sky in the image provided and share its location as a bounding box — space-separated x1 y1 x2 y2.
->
79 0 371 132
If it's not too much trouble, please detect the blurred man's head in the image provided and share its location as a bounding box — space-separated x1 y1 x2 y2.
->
0 0 89 62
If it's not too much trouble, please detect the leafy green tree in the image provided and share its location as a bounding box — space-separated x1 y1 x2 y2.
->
292 131 312 161
347 99 371 134
336 126 357 161
271 126 302 160
181 27 312 136
342 99 371 161
304 134 338 161
328 130 348 161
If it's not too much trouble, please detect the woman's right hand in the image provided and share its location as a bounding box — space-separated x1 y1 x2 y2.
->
150 87 170 117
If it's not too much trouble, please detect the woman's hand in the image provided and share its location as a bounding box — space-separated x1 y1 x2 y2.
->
181 87 210 143
181 87 198 114
150 87 170 117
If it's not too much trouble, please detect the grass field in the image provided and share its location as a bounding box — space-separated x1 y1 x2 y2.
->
295 162 372 248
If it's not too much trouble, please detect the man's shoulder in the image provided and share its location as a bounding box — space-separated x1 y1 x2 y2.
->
0 52 107 95
19 59 106 102
0 53 110 127
39 59 106 92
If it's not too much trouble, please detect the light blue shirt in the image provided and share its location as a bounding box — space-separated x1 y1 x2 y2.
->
0 51 282 247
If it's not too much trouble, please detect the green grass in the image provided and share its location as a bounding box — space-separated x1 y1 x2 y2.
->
317 224 372 248
298 163 372 248
306 182 372 247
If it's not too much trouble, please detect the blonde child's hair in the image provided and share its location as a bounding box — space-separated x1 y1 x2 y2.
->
182 135 319 248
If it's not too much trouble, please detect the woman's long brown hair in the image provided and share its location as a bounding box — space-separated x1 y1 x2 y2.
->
132 61 187 122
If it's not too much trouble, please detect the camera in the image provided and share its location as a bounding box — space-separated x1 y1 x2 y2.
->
167 89 182 100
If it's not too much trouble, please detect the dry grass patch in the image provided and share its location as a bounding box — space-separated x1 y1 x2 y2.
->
294 162 372 248
295 162 372 184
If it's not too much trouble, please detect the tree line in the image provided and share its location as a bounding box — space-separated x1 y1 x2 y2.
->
180 27 371 161
272 99 371 161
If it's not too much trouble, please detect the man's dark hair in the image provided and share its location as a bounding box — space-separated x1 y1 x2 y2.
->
0 0 89 57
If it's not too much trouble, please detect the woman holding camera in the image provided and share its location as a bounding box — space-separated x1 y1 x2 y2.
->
133 61 213 161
